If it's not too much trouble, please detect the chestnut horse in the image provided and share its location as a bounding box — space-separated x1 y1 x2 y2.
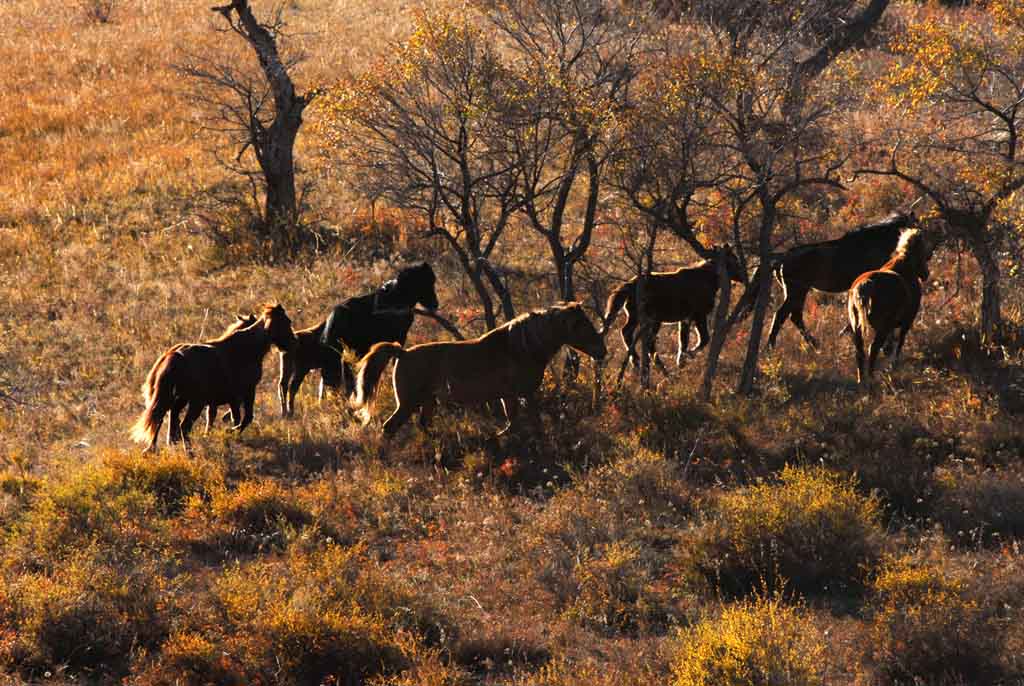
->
353 302 606 439
131 304 296 453
602 245 746 370
848 229 934 384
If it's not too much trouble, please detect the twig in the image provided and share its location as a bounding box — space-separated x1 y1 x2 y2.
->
413 308 465 340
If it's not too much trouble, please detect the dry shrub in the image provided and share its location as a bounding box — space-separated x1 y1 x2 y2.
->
669 595 826 686
202 479 313 553
688 465 883 595
932 462 1024 546
868 555 1003 685
0 549 166 679
5 456 165 569
141 544 446 686
527 444 692 633
105 450 223 516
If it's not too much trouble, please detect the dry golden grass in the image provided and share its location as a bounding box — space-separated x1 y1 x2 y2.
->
3 1 1024 684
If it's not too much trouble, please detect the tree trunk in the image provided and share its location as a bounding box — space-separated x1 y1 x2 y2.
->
970 234 1003 343
701 253 732 402
261 122 300 227
737 209 776 395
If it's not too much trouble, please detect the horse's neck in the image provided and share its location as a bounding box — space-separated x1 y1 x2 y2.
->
375 285 416 309
883 256 921 282
223 324 272 362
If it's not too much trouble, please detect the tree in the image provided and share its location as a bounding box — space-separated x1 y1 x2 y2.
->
856 2 1024 342
316 11 520 330
180 0 313 233
483 0 645 305
671 1 892 394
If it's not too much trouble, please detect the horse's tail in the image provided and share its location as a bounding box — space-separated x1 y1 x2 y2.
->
130 352 178 447
601 281 633 334
353 342 405 412
847 280 871 337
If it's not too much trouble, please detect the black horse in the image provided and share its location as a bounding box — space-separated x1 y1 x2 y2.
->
321 262 440 391
764 211 918 349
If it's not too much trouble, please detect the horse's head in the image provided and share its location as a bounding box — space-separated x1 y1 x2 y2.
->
894 229 936 283
260 303 297 351
397 262 439 312
718 243 747 284
320 350 345 389
560 302 607 361
226 313 258 335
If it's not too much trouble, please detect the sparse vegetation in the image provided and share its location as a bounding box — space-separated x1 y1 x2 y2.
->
2 0 1024 684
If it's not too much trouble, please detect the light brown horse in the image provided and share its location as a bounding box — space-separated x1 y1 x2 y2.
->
602 245 746 370
131 304 296 453
353 302 607 439
848 229 935 384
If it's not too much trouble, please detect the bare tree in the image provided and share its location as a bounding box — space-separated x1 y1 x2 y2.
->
317 11 521 330
484 0 646 305
179 0 312 233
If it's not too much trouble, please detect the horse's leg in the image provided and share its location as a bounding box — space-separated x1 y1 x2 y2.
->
232 388 256 433
788 290 819 350
648 323 669 374
168 398 187 445
205 405 216 434
343 362 356 397
766 281 794 349
620 316 639 369
691 315 711 354
867 330 887 381
287 368 308 418
851 324 867 385
676 321 691 367
890 325 911 371
179 403 205 455
497 397 518 435
278 352 292 417
417 395 437 433
382 403 414 439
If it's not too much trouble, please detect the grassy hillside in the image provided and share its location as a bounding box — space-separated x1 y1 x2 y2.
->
2 1 1024 684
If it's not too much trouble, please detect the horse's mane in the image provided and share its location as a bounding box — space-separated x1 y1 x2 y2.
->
260 303 284 319
891 228 926 262
506 304 576 358
843 212 912 239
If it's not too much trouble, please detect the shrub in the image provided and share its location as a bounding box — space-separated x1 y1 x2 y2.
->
143 544 446 686
868 556 1003 684
5 459 162 569
669 596 826 686
932 463 1024 546
527 445 690 631
0 549 166 679
204 479 312 553
106 451 223 516
688 465 883 595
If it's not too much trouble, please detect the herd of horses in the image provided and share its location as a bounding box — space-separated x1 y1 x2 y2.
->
131 211 936 453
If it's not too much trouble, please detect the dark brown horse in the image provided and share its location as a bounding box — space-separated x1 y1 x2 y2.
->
131 304 296 453
764 211 918 349
848 229 934 384
602 245 746 370
277 320 345 417
321 262 440 387
353 302 606 439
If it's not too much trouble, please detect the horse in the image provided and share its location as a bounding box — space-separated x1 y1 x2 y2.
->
352 302 606 440
277 320 345 417
130 304 296 453
601 245 746 372
764 211 918 350
320 262 440 390
848 229 935 384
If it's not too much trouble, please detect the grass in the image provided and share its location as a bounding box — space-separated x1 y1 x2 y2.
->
2 0 1024 684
